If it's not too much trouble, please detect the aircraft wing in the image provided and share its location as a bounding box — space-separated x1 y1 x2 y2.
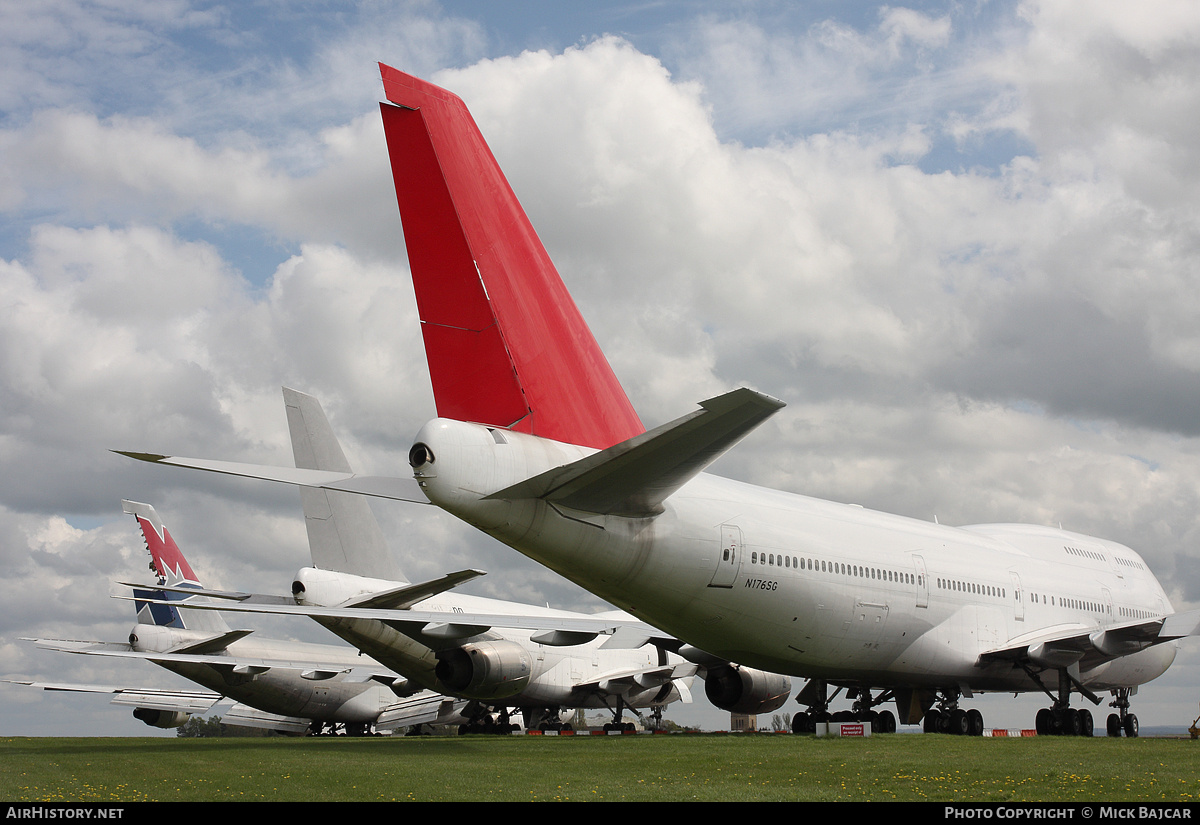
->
5 680 223 713
113 452 430 504
26 637 392 681
979 609 1200 671
121 597 669 647
219 704 313 734
571 662 698 699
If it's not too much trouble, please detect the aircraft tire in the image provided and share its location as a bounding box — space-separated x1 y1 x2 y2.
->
1106 714 1122 737
1079 709 1094 737
1036 708 1052 736
923 709 941 734
1123 713 1139 738
966 708 984 737
949 709 970 735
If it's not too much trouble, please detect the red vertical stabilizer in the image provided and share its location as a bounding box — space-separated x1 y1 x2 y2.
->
378 64 644 450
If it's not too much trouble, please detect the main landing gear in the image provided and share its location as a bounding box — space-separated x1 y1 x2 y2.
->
307 721 375 736
458 706 520 735
599 696 659 732
922 690 986 736
1025 665 1103 737
789 681 898 733
525 707 574 733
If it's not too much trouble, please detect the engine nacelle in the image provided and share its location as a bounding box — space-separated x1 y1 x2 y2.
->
704 665 791 715
435 641 533 700
132 708 191 728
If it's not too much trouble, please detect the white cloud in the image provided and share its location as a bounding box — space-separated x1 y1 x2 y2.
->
3 2 1200 735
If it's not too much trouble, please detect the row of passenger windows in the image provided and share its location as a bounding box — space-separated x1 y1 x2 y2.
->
748 552 1150 621
1063 545 1106 562
937 578 1007 599
1026 592 1109 614
1114 556 1146 571
748 551 921 587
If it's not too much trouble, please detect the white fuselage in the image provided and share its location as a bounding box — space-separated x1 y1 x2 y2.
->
413 418 1177 695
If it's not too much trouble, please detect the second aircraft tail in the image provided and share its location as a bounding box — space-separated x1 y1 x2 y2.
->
284 387 404 582
122 499 230 634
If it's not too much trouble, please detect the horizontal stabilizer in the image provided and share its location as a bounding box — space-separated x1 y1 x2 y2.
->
114 452 429 504
168 629 254 655
340 569 487 611
119 581 285 603
484 388 785 516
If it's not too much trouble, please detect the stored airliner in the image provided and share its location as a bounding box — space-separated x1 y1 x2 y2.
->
121 65 1200 736
18 500 462 735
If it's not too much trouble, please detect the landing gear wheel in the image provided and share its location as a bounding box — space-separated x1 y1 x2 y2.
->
1036 708 1052 736
1079 709 1094 738
1123 713 1139 738
949 708 970 735
923 709 941 734
873 710 896 734
966 708 984 737
1107 713 1122 737
792 712 814 734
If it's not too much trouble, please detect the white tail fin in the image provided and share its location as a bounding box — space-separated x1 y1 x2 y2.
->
283 388 404 582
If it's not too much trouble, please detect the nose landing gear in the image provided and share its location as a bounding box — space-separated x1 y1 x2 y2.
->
1105 688 1139 738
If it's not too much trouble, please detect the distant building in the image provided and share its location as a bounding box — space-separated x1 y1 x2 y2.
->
731 714 757 732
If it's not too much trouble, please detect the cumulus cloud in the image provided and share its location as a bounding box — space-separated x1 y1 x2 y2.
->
3 2 1200 734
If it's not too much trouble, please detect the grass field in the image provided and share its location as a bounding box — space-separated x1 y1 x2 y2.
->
2 733 1198 803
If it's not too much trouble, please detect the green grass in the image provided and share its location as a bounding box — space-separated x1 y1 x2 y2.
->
2 733 1198 802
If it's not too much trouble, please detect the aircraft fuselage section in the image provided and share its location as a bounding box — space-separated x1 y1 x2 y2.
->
413 417 1177 694
128 623 395 723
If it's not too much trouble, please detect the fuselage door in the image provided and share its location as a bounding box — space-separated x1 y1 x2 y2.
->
709 524 743 588
911 554 929 608
1010 571 1025 622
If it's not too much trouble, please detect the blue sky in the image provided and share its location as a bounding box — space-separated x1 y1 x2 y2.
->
3 1 1200 738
